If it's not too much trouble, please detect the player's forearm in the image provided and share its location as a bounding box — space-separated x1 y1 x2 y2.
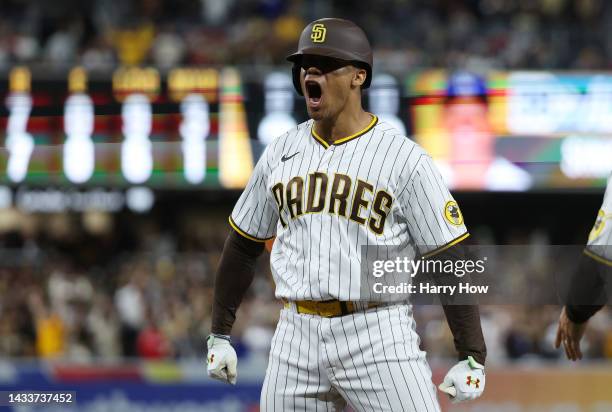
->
211 229 265 335
565 251 608 323
566 304 604 324
426 239 487 364
442 304 487 365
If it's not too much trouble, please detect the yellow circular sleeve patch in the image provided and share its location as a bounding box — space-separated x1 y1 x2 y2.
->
444 201 464 226
589 209 606 242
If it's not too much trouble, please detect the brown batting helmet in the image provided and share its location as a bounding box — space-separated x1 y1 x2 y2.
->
286 18 373 95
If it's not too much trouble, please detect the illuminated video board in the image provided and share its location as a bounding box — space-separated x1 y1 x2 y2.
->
408 70 611 191
0 66 255 189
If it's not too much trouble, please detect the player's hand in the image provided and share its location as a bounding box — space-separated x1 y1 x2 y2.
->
554 306 587 361
206 334 238 385
438 356 485 403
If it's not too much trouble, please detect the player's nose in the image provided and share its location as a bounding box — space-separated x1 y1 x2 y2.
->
305 67 323 77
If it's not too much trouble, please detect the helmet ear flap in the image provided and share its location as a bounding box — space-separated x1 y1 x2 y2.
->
291 64 303 96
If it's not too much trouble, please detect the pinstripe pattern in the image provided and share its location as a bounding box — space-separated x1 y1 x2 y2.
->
231 118 468 301
261 308 346 412
234 118 467 411
586 174 612 261
261 305 441 412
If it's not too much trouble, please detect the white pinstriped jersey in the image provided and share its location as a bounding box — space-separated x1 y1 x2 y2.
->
586 174 612 263
230 115 468 301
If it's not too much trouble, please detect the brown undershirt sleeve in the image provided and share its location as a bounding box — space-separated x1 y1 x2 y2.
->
426 238 487 365
441 304 487 365
565 251 608 324
211 229 266 336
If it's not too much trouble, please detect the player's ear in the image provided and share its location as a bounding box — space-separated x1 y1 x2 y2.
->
351 66 367 88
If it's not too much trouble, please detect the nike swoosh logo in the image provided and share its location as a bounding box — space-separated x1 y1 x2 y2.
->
281 152 300 162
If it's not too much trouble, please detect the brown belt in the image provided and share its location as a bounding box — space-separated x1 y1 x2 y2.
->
284 299 381 318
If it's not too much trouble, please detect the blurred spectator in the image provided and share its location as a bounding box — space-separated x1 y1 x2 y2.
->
44 22 80 65
87 294 121 359
81 37 115 70
200 0 234 25
0 0 610 70
28 292 65 359
110 23 155 66
66 327 94 363
151 29 185 69
136 310 172 359
115 271 146 357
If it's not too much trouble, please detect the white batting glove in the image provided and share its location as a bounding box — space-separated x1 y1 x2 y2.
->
438 356 485 403
206 334 237 385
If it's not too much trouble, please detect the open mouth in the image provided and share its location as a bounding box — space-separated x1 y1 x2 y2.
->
305 81 322 107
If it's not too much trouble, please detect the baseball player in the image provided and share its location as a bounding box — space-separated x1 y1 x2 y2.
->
207 18 487 411
555 173 612 361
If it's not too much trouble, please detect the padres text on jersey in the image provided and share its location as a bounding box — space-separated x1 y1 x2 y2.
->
230 116 469 301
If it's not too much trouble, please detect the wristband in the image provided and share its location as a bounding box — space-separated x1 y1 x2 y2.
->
209 333 231 342
467 356 484 370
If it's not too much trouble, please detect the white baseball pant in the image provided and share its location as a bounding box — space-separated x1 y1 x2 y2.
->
260 304 441 412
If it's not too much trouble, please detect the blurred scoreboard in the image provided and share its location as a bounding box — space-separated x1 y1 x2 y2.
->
0 66 609 193
0 66 256 190
408 70 612 191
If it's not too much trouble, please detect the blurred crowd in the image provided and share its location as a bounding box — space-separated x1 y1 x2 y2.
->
0 0 611 73
0 206 610 364
0 206 280 362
